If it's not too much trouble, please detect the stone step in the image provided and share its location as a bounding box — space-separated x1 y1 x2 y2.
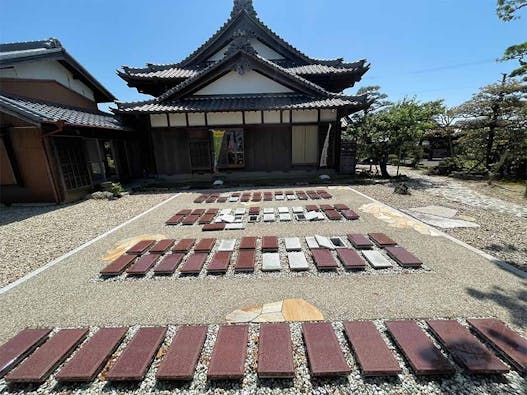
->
126 240 155 255
100 254 137 276
156 326 208 381
106 327 166 381
262 253 281 272
385 246 422 268
6 329 88 383
311 249 338 270
56 327 128 382
234 250 256 272
205 196 217 203
194 238 216 252
217 197 228 203
262 236 279 252
306 205 319 212
249 207 260 215
368 233 397 248
385 321 454 376
154 253 185 275
287 252 309 271
347 234 373 249
179 253 208 274
149 239 176 254
336 249 366 270
172 239 196 253
344 321 401 376
258 323 294 378
427 320 509 374
127 254 161 276
207 252 232 273
0 328 51 378
207 325 248 380
239 237 257 250
194 196 207 203
362 251 393 269
302 322 350 377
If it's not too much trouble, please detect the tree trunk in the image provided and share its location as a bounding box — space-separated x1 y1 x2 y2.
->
487 149 509 186
379 159 390 178
486 124 496 172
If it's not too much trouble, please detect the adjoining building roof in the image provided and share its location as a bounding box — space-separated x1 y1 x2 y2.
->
0 94 131 131
0 38 116 103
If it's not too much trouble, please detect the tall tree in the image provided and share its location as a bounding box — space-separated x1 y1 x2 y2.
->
497 1 527 80
497 0 527 21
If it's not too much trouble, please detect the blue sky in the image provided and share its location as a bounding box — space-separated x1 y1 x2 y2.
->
1 0 525 111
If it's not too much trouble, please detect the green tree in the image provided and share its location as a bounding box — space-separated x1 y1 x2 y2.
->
497 1 527 80
497 0 527 21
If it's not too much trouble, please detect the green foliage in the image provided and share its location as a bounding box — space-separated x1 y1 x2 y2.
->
500 42 527 80
497 0 527 21
111 182 126 197
429 157 465 176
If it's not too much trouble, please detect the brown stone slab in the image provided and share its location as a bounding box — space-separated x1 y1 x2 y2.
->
106 327 166 382
150 239 176 254
127 254 161 276
206 208 219 215
172 239 196 253
385 246 423 268
263 194 273 201
191 208 206 216
249 207 260 215
154 253 185 275
347 234 374 249
217 197 228 203
180 253 208 274
311 249 338 270
166 214 185 225
0 328 51 378
336 249 366 270
199 213 215 224
56 327 128 382
177 209 192 216
427 320 509 374
156 326 208 381
468 319 527 372
182 214 200 225
333 204 350 211
6 328 88 383
325 209 342 220
320 204 334 211
342 210 360 220
251 194 262 202
205 196 217 203
241 195 250 202
194 196 207 204
385 321 454 375
207 325 248 380
203 223 226 231
195 238 216 252
239 237 257 250
302 322 350 377
296 191 308 200
344 321 401 376
257 323 294 378
207 252 232 273
261 236 279 252
306 204 319 212
234 250 256 272
368 233 397 247
306 191 320 200
126 240 155 255
100 254 136 276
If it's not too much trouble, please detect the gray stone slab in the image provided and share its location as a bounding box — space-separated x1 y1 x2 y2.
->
226 223 245 230
292 207 304 214
286 195 297 200
403 210 479 229
218 240 236 252
263 214 275 222
275 195 285 201
234 208 246 215
263 208 274 214
220 214 235 223
362 251 393 269
278 207 289 214
306 212 324 221
284 238 302 251
409 206 458 218
315 235 335 250
288 252 309 271
279 213 292 222
262 253 281 271
220 209 232 216
305 237 319 249
228 197 239 202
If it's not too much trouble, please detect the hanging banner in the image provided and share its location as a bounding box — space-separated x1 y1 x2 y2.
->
211 130 225 173
319 123 332 168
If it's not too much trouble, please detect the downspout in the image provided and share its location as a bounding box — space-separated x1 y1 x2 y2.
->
41 120 65 204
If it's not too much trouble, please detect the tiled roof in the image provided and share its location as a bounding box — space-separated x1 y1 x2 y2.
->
0 94 130 131
115 94 366 114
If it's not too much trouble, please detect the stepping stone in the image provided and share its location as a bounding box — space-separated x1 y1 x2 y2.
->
207 252 232 273
297 193 308 200
106 327 166 381
172 239 196 253
156 326 208 381
275 195 285 201
347 234 374 249
180 253 208 274
337 249 366 270
149 239 176 254
217 197 228 203
279 213 292 221
262 236 279 252
226 223 245 230
286 195 297 200
305 211 324 221
194 195 207 203
239 237 257 250
252 195 262 202
192 208 206 216
315 235 335 250
199 213 216 224
127 254 161 276
311 249 338 270
203 223 226 231
306 205 319 212
206 208 219 214
0 328 51 378
56 327 128 382
342 210 360 220
126 240 155 255
177 209 192 215
385 321 454 375
241 195 250 202
228 197 239 202
220 214 235 223
263 214 275 222
320 204 333 211
249 207 260 215
292 206 304 213
344 321 401 376
334 204 350 211
206 196 217 203
195 238 216 252
232 193 241 197
258 323 294 378
305 236 319 249
182 214 200 225
325 209 342 220
468 319 527 372
285 237 301 251
220 208 232 215
385 246 423 268
263 208 274 214
368 233 397 247
362 251 392 269
234 208 246 215
329 237 346 248
263 194 273 201
287 252 309 271
302 322 350 377
6 328 88 383
427 320 509 374
208 325 248 380
278 207 289 214
262 253 281 271
218 239 236 252
166 214 185 225
234 250 256 272
100 254 136 276
154 253 185 275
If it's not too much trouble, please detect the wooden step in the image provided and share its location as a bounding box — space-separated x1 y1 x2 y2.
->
302 322 350 377
154 253 185 275
56 327 128 382
343 321 401 376
156 326 208 381
149 239 176 254
336 249 366 270
172 239 196 253
347 234 373 249
179 253 208 274
207 252 232 273
311 249 338 270
100 254 136 276
0 328 51 378
427 320 509 374
6 328 88 383
194 238 216 252
207 325 248 380
127 254 161 276
385 321 454 375
106 327 166 381
368 233 397 248
126 240 155 255
257 323 294 378
234 250 256 272
385 246 422 268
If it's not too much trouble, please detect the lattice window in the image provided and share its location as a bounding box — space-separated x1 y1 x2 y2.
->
54 138 91 190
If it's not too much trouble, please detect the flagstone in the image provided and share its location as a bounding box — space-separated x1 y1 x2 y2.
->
218 239 236 252
279 213 292 221
284 237 301 251
305 237 319 249
262 253 281 271
362 251 393 269
292 206 304 213
262 301 283 314
315 235 335 250
288 252 309 271
282 299 324 321
226 223 245 230
263 213 275 222
278 207 289 214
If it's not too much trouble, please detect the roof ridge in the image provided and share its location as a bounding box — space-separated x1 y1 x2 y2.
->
0 38 62 52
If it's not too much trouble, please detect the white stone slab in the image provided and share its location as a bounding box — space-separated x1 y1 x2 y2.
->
218 239 236 252
275 195 285 201
262 253 281 271
278 207 289 214
279 213 292 222
288 252 309 271
315 235 335 250
403 210 479 229
292 206 304 214
234 208 246 215
409 205 458 218
221 214 236 223
263 213 275 222
228 197 239 202
225 223 245 230
305 236 319 249
362 250 393 269
220 209 232 215
263 208 274 214
305 211 324 221
285 237 301 251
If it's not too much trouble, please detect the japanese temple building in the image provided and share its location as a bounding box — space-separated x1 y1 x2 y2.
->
116 0 369 177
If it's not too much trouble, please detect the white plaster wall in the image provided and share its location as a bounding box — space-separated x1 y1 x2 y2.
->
188 113 206 126
169 113 187 127
244 111 261 124
292 110 318 123
150 114 168 127
207 112 243 125
263 110 281 124
194 70 293 95
320 109 338 122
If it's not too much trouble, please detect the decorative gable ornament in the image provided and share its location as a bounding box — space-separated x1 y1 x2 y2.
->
224 30 257 75
231 0 257 18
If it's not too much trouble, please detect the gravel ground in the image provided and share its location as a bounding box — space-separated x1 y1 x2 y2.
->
0 193 173 288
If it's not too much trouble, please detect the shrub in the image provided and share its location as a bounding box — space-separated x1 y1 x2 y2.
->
429 157 463 175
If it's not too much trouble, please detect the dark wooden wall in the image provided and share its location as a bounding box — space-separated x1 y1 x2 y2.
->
151 128 191 175
244 125 292 171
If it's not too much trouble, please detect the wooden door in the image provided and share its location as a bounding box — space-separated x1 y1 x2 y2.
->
292 125 318 165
